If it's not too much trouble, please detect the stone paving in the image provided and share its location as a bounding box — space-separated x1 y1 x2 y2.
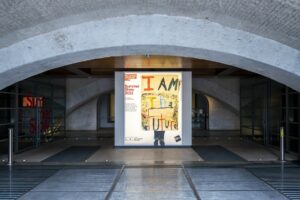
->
1 164 297 200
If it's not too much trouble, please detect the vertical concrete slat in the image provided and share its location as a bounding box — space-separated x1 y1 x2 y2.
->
115 72 124 146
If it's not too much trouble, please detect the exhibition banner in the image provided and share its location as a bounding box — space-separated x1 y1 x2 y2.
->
124 72 182 146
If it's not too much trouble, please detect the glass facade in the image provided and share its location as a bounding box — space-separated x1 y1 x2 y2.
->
240 77 300 154
0 78 66 153
0 85 16 154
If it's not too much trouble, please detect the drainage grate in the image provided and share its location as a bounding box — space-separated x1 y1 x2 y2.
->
248 166 300 200
0 166 59 200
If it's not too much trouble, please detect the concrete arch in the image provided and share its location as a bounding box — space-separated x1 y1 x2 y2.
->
193 78 240 114
1 15 300 90
66 78 114 115
192 89 239 117
66 78 114 131
192 88 240 131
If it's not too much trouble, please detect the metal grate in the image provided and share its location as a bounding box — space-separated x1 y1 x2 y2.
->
248 166 300 200
0 166 59 200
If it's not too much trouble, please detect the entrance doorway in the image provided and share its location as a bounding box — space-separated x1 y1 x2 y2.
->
97 91 114 138
192 91 209 136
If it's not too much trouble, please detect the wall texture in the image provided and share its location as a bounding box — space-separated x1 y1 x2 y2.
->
0 14 299 91
1 0 299 50
193 77 240 130
66 78 114 131
193 78 240 112
206 96 240 130
66 98 98 130
66 77 240 132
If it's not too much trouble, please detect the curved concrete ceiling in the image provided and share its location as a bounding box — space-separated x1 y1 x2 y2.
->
0 15 299 91
0 1 299 91
1 0 299 49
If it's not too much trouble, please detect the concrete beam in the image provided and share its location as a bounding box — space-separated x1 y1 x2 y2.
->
65 67 91 77
217 68 239 76
0 15 299 91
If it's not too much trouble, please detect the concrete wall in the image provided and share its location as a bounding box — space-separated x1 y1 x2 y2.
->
66 95 114 131
115 72 124 146
67 98 98 130
0 15 300 92
66 77 240 132
66 78 114 131
193 78 240 112
182 72 193 145
206 96 240 130
193 78 240 130
66 78 114 110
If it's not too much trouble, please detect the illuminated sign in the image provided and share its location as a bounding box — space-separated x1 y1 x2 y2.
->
124 72 182 146
124 56 182 68
23 96 44 108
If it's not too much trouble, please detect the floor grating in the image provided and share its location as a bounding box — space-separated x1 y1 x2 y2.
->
248 166 300 200
0 166 59 200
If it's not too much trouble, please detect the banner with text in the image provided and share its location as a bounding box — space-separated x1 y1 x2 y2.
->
124 72 182 146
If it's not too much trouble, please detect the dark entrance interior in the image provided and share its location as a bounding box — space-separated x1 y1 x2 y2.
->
192 91 209 131
97 91 114 138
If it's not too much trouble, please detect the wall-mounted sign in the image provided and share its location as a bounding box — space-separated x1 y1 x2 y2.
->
22 96 44 108
124 72 182 146
124 56 182 69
